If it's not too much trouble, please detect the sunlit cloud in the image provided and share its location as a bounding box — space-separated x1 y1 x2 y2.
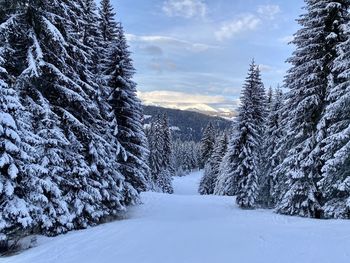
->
257 5 281 20
215 14 261 41
137 90 239 112
162 0 207 18
126 33 218 52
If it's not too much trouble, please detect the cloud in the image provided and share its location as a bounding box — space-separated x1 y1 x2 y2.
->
259 64 273 72
214 4 282 41
279 35 294 44
137 90 238 112
257 5 281 20
163 0 207 18
149 59 177 73
215 14 261 41
140 45 164 56
138 90 229 105
126 33 217 53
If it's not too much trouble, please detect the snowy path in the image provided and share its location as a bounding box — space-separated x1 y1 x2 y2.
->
5 170 350 263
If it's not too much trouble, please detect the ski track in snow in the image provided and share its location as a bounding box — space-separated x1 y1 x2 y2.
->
4 170 350 263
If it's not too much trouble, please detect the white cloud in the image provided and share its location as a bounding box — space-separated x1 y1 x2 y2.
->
257 4 281 20
215 14 261 41
137 90 237 113
279 35 294 44
163 0 207 18
149 59 177 73
138 90 228 105
126 33 217 52
140 45 164 56
259 64 273 72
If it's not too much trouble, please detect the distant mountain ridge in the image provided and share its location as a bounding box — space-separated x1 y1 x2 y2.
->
143 105 232 142
143 102 237 119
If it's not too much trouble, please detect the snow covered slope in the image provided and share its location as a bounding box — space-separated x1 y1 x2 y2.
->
4 171 350 263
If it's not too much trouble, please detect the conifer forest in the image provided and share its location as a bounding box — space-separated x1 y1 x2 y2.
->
1 1 350 262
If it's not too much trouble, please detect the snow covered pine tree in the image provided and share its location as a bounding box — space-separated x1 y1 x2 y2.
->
199 134 228 195
0 36 34 251
317 0 350 219
258 87 284 208
276 0 350 218
199 122 216 169
0 0 151 250
103 6 151 197
216 61 266 208
148 114 173 194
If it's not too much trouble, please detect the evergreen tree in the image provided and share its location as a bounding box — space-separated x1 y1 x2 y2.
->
266 87 273 109
162 114 175 176
172 139 200 176
318 2 350 218
0 0 132 234
0 0 154 246
276 0 349 218
199 122 215 168
148 115 173 193
258 87 284 208
97 0 117 97
105 20 151 194
214 125 238 196
0 45 33 248
99 0 118 43
199 134 228 195
215 62 265 208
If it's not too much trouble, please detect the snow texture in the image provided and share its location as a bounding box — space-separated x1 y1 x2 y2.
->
4 171 350 263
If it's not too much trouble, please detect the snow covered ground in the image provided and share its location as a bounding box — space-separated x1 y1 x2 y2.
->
4 171 350 263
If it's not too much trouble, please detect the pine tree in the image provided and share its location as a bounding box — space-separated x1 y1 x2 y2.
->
162 114 175 176
276 0 349 218
258 87 284 208
215 62 265 208
148 115 173 193
214 125 239 196
199 122 215 168
199 134 228 195
105 20 151 194
172 139 200 176
99 0 118 43
318 1 350 218
0 44 33 248
0 0 133 233
266 87 273 109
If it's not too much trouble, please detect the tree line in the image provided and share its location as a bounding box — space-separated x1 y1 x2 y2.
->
146 113 201 193
0 0 152 251
199 0 350 220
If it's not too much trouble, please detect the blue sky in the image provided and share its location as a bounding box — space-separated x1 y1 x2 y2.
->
112 0 304 112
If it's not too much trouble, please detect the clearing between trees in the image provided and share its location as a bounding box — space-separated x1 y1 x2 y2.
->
4 171 350 263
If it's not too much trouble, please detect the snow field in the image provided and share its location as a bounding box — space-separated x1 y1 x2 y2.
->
4 171 350 263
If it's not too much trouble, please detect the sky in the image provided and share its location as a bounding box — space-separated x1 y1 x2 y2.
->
111 0 305 112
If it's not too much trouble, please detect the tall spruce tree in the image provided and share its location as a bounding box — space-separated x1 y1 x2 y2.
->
199 122 216 168
214 124 239 196
105 20 151 194
276 0 349 218
215 62 265 208
199 134 228 195
318 1 350 218
148 114 173 193
0 43 34 248
0 0 154 247
258 87 284 208
162 114 175 176
99 0 118 43
0 0 132 236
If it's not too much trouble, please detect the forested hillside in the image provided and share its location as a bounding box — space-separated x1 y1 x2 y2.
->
2 0 350 261
143 105 232 141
